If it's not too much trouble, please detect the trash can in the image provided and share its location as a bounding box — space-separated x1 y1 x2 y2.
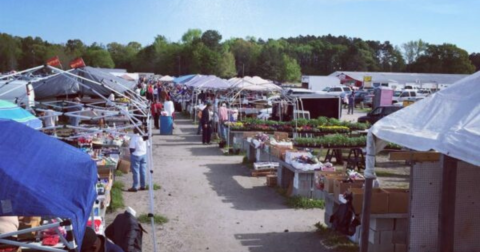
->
160 116 173 135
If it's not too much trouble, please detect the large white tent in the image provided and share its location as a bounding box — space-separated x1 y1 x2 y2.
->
228 76 282 91
361 71 479 251
365 71 479 179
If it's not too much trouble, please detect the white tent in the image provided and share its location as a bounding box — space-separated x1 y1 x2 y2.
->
365 70 479 178
159 75 175 82
228 76 282 91
361 71 478 251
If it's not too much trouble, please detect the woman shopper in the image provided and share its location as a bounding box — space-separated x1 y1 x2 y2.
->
200 102 213 144
128 128 147 192
150 100 163 129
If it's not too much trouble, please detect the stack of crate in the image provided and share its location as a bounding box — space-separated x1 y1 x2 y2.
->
368 217 408 252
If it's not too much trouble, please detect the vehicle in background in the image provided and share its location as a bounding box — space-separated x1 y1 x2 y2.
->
319 86 351 96
416 89 432 97
353 91 369 104
283 88 323 96
392 90 417 104
301 76 340 91
0 80 35 108
357 105 402 124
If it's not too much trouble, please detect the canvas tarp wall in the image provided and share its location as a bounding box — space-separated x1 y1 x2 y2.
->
0 120 97 249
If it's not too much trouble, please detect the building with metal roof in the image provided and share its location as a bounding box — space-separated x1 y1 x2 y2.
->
328 71 469 90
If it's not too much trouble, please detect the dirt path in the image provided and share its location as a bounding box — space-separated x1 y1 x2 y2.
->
114 117 329 252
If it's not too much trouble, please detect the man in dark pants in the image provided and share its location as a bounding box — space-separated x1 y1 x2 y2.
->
200 103 212 144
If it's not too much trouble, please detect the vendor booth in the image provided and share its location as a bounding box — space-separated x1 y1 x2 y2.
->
360 71 480 252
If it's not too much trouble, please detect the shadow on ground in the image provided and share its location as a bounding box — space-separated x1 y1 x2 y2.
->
202 163 291 211
234 231 329 252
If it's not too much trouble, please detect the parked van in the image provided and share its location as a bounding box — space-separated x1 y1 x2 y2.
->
392 90 417 104
0 80 36 108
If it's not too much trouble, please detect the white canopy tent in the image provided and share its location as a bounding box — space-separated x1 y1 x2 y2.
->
159 75 175 82
228 76 282 91
361 71 479 251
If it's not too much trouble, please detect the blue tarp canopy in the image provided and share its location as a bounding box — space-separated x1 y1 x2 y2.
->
173 74 196 84
0 120 97 249
0 100 42 129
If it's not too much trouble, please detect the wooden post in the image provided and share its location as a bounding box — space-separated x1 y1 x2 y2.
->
360 177 374 252
438 155 457 252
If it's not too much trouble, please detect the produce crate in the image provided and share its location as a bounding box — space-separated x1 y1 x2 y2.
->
266 175 278 187
252 169 276 177
253 162 279 171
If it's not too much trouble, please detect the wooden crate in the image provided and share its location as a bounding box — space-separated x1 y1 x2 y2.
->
266 175 278 187
252 169 276 177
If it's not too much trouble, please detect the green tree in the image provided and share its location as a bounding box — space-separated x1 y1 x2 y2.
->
107 42 141 70
84 47 115 68
469 53 480 72
256 40 284 80
181 29 202 44
217 51 237 78
281 55 301 82
402 39 427 64
0 33 21 72
410 44 475 74
201 30 222 50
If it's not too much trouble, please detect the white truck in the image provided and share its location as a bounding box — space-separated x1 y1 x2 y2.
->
302 76 340 92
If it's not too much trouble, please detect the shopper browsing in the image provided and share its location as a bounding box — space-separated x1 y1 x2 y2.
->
128 128 147 192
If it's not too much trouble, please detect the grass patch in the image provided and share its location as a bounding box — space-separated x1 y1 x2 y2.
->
275 186 288 197
315 222 359 252
146 183 161 190
375 170 409 178
357 108 371 113
242 156 254 169
115 170 124 177
138 214 168 225
108 181 125 213
286 196 325 209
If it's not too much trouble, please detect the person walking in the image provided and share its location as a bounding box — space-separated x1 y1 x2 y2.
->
150 100 163 129
348 92 355 115
196 108 203 135
128 128 147 192
200 103 213 144
218 103 229 140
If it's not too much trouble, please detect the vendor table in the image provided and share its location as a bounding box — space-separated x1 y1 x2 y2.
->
276 160 322 199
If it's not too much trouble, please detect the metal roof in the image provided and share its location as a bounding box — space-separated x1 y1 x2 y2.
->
328 71 469 84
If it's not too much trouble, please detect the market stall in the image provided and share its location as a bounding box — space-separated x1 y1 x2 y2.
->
360 70 480 252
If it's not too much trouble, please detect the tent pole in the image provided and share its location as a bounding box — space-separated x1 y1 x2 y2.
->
360 178 373 252
438 155 457 252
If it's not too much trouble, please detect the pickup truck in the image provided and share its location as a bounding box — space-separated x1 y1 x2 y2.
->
392 90 417 104
357 105 402 124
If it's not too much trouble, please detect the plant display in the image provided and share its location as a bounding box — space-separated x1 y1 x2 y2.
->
227 117 369 133
294 134 367 148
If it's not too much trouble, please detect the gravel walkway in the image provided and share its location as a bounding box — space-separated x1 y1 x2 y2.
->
113 117 329 252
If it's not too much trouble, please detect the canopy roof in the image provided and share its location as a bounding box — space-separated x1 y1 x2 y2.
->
173 74 196 84
0 120 97 248
228 76 281 91
31 67 136 99
329 71 468 85
0 100 42 129
159 75 175 82
370 70 480 166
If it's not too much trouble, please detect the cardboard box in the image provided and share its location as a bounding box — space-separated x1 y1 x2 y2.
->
324 174 349 193
243 132 260 139
18 216 41 239
118 159 131 174
351 188 389 214
315 171 345 191
385 189 410 214
334 179 364 201
270 147 292 159
274 131 289 141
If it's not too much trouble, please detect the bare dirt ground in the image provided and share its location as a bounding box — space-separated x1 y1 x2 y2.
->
111 117 330 252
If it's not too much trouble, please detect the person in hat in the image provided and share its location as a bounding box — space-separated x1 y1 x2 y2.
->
200 102 213 144
81 227 123 252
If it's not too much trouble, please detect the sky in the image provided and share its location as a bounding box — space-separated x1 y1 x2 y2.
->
0 0 478 53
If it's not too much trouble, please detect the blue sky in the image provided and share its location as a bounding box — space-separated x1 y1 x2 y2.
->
0 0 478 53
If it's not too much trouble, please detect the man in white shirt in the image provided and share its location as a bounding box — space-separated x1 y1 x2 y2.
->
128 128 147 192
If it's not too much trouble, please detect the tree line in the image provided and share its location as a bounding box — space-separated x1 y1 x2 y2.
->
1 29 479 82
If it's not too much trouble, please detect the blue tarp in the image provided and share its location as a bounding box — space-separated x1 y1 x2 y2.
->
173 74 196 84
0 100 42 129
0 120 97 249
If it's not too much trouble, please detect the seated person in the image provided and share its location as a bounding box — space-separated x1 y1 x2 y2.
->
81 227 123 252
